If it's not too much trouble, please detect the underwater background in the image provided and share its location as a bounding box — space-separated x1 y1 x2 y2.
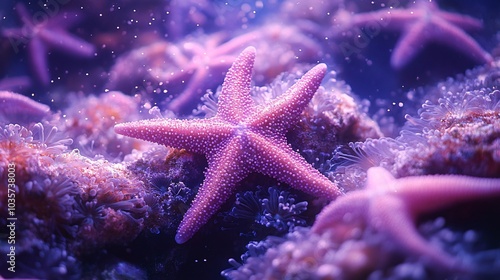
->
1 0 500 279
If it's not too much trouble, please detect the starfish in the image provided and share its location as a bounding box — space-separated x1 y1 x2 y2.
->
2 3 95 85
118 23 321 113
115 46 342 244
0 76 31 91
312 166 500 273
0 91 50 125
334 0 492 69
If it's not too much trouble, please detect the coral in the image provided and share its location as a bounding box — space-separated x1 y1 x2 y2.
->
223 186 309 238
291 71 383 165
48 150 150 249
98 259 148 280
0 121 174 278
60 91 145 160
22 175 80 237
1 240 82 280
396 61 500 177
124 144 205 234
0 123 72 178
224 167 500 280
223 228 388 280
329 59 500 182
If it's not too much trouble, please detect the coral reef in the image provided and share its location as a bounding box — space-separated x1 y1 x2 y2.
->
225 167 500 279
59 91 146 160
222 186 309 238
0 0 499 279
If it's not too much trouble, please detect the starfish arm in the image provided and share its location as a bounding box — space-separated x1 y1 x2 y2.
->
14 3 33 28
249 63 327 134
248 132 342 199
40 29 95 57
390 20 429 69
216 46 256 123
365 166 397 191
2 28 25 39
350 9 419 31
168 44 193 67
114 118 232 153
431 18 492 64
45 11 85 30
175 138 249 243
149 53 194 87
439 11 483 31
0 91 50 118
311 192 368 234
369 195 470 272
166 59 233 113
0 77 31 91
183 32 229 58
205 32 228 50
167 66 212 112
210 29 263 57
29 37 50 85
396 175 500 214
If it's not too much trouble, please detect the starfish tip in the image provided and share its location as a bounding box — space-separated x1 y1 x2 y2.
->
242 45 257 55
312 63 328 75
114 122 133 136
175 232 188 244
366 166 395 189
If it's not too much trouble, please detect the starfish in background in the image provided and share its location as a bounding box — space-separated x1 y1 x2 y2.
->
0 91 50 124
0 76 31 91
118 23 321 114
2 3 95 85
115 46 342 244
312 166 500 274
334 0 492 69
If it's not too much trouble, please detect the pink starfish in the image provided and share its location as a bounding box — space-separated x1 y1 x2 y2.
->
334 0 492 69
115 46 342 244
2 3 95 85
312 166 500 273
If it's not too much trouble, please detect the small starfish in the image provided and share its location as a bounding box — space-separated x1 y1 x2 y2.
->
312 166 500 273
2 3 95 85
335 0 492 69
115 46 342 244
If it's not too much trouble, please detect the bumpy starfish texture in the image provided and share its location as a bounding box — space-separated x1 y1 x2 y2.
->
2 3 95 85
115 46 342 244
336 0 492 69
312 166 500 273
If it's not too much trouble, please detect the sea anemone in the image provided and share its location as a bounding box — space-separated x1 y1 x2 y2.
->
223 186 309 238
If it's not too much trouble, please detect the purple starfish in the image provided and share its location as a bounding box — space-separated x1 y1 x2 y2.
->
0 91 50 124
2 3 95 85
334 0 492 69
312 166 500 273
115 46 342 244
0 76 31 91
